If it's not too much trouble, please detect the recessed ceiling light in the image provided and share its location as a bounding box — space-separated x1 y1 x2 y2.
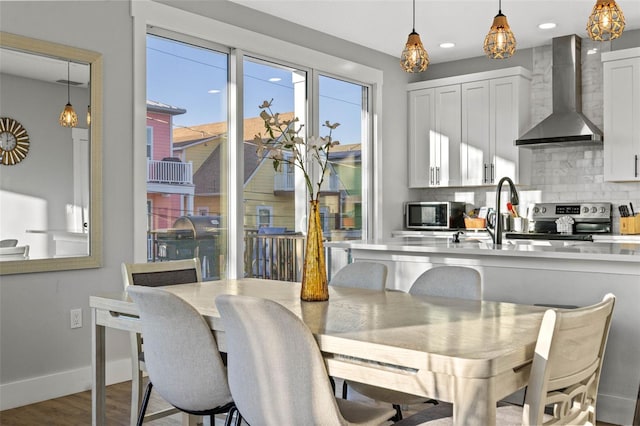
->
268 77 282 82
439 42 455 49
587 48 599 55
538 22 556 30
208 89 221 94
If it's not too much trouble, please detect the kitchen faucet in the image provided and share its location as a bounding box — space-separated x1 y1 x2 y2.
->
486 176 519 246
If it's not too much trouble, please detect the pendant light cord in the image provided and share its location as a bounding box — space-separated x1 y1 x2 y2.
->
67 62 71 103
412 0 416 32
498 0 502 15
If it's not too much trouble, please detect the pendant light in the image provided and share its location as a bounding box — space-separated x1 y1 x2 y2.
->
400 0 429 73
59 61 78 128
483 0 516 59
587 0 625 41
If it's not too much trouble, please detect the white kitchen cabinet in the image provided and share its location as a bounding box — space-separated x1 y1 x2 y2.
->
408 67 531 188
461 80 490 185
603 48 640 182
408 85 461 187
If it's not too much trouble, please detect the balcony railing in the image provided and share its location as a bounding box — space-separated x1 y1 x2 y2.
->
274 172 339 192
147 159 193 185
244 230 306 282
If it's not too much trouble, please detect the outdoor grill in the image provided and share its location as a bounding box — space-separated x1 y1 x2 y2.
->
156 215 221 279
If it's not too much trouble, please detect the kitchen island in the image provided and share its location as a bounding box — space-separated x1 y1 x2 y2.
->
326 237 640 426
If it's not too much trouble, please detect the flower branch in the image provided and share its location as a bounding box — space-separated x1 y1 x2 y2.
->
254 99 340 202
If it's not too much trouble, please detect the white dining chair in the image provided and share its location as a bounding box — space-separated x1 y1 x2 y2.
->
330 261 388 398
127 286 238 426
396 293 616 426
0 239 18 247
330 261 388 291
347 265 482 420
408 266 481 300
121 258 202 426
0 244 29 259
215 294 396 426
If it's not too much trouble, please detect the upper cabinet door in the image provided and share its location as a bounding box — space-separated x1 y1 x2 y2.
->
408 88 436 188
461 80 490 186
490 76 525 184
603 50 640 182
434 85 461 187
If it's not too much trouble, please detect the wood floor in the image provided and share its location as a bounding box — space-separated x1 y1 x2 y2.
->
0 379 622 426
0 379 183 426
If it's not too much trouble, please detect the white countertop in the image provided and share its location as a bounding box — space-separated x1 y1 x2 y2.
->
326 236 640 263
391 229 640 243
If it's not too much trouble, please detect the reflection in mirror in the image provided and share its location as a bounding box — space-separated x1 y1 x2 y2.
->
0 32 102 274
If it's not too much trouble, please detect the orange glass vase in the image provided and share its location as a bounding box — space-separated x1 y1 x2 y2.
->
300 200 329 301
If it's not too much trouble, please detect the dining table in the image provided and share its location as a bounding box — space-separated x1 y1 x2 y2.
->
90 278 547 426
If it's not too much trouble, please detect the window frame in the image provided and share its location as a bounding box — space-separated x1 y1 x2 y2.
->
132 1 383 278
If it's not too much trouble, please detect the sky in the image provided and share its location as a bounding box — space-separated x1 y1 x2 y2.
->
146 34 363 144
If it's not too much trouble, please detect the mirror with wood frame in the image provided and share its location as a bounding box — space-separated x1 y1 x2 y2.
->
0 32 102 274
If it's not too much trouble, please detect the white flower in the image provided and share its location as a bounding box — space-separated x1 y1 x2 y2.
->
254 100 341 202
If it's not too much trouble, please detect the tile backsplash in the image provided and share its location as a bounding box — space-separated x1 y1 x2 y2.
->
418 38 640 233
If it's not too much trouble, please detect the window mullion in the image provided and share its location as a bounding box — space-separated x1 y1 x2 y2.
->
227 48 244 279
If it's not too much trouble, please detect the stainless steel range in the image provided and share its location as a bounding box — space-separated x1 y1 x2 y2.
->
507 202 612 241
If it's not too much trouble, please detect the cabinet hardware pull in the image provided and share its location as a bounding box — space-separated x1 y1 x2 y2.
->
436 167 440 185
484 164 488 183
430 167 434 185
490 163 494 183
635 155 638 178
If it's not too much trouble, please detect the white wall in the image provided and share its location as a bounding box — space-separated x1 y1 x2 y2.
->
0 1 135 409
0 0 412 409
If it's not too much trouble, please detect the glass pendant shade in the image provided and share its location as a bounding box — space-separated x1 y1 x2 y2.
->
400 0 428 73
587 0 625 41
59 61 78 128
59 103 78 127
484 12 517 59
401 32 429 73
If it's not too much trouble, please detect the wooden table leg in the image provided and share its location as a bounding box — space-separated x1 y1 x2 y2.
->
452 377 496 426
92 308 106 426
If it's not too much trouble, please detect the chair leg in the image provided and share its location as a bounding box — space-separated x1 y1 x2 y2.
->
223 407 237 426
392 404 403 421
130 368 144 426
225 406 243 426
137 381 153 426
342 380 348 399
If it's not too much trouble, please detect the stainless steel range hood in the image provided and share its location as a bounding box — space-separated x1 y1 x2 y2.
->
516 35 603 147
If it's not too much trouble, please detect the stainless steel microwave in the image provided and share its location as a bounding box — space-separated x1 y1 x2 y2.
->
404 201 466 230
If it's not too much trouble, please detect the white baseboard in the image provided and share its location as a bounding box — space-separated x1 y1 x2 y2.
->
0 358 131 411
597 393 637 426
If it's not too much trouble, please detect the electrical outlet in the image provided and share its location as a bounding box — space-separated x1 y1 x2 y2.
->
70 308 82 329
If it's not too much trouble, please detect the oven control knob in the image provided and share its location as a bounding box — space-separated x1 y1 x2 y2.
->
591 207 597 213
534 207 540 214
600 207 606 213
541 207 546 213
583 207 590 213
